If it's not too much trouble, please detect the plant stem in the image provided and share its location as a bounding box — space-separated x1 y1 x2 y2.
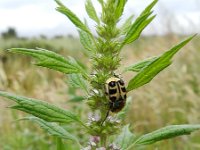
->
100 135 107 148
56 137 65 150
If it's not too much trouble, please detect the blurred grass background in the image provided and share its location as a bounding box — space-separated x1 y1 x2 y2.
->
0 33 200 150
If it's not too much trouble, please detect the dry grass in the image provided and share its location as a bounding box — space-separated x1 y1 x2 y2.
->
0 35 200 149
123 35 200 149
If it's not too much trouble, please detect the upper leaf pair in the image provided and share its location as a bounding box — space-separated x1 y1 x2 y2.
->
55 0 97 55
121 0 158 47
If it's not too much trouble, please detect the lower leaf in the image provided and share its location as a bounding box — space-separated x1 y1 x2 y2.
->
115 124 136 150
127 124 200 150
0 91 86 128
23 117 79 142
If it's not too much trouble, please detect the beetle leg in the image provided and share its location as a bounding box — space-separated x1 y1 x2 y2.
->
101 109 110 126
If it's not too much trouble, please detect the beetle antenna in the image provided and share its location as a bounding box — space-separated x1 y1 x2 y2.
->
101 110 110 126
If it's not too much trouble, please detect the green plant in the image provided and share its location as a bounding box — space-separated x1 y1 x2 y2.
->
0 0 199 149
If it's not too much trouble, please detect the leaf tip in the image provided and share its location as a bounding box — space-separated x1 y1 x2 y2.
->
54 0 61 5
6 48 13 51
191 33 198 39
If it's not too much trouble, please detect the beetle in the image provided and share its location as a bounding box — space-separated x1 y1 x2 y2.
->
101 76 127 125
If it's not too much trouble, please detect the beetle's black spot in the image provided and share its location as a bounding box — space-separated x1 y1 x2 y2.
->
124 94 127 99
118 79 125 86
110 96 117 102
109 89 117 95
109 81 116 87
121 87 126 92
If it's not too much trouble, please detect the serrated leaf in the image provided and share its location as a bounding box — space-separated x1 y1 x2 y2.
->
0 91 87 128
68 74 89 94
124 57 158 72
7 48 88 78
55 0 92 36
23 117 79 142
115 124 136 150
79 30 95 52
120 15 134 35
122 0 158 45
115 0 127 20
85 0 100 24
67 56 89 78
127 35 196 91
134 125 200 146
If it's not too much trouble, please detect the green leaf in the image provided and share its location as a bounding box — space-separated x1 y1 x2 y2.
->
122 0 158 45
115 0 127 20
68 96 85 103
123 13 155 45
55 0 92 36
7 48 88 78
115 124 136 150
98 0 104 6
23 117 79 142
124 57 158 72
68 74 89 94
127 35 196 91
0 91 86 128
67 56 89 78
79 30 95 52
140 0 158 17
120 15 134 35
133 124 200 146
85 0 100 24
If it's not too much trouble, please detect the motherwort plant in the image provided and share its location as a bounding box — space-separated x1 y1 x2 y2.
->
0 0 199 149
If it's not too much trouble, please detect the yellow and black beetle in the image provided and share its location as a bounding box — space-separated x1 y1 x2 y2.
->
102 76 127 124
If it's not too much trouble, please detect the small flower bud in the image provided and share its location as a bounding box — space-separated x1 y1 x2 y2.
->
90 136 100 143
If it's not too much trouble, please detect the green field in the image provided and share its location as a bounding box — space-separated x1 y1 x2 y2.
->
0 35 200 150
